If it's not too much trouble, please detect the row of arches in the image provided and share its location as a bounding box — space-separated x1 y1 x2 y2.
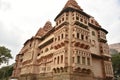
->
73 67 92 74
54 40 68 49
52 67 92 74
74 42 90 50
53 67 68 73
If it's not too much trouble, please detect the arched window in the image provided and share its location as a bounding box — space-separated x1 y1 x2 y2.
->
86 36 88 41
76 16 79 20
61 55 63 63
65 34 68 38
30 43 31 47
56 22 58 25
62 18 64 21
57 56 59 64
81 34 84 40
58 36 60 41
87 58 90 65
72 34 75 38
45 48 49 52
77 33 79 39
37 53 40 56
91 20 94 23
72 57 74 63
82 57 86 65
61 34 63 39
92 31 95 36
92 40 96 47
54 58 56 64
66 12 68 16
59 20 61 24
80 18 83 22
77 56 80 63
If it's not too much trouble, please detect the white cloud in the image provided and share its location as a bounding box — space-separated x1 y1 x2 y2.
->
0 0 11 11
0 0 120 65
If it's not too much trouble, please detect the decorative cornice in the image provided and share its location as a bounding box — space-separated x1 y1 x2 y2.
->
54 7 90 21
55 22 69 31
88 23 108 34
74 21 88 30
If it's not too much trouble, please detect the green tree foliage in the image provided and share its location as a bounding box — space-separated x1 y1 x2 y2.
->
0 64 14 80
0 46 12 65
111 53 120 79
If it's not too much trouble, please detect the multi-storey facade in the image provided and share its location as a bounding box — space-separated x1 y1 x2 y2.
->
12 0 113 80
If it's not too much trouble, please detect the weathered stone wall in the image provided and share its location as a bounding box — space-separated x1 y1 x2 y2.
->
19 74 37 80
18 72 96 80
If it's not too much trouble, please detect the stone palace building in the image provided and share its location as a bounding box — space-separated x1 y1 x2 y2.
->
12 0 114 80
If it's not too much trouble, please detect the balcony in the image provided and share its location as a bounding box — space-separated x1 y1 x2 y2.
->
72 63 92 74
72 38 90 44
73 63 91 69
101 53 111 58
37 49 54 60
72 38 90 50
98 30 107 43
74 20 88 30
98 38 107 43
37 53 53 64
54 38 69 50
52 63 67 70
99 43 111 58
104 61 114 78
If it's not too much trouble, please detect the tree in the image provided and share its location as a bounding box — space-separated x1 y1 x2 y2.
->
0 46 12 65
0 64 14 80
111 53 120 79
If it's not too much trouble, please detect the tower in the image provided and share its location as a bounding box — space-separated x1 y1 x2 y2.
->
12 0 114 80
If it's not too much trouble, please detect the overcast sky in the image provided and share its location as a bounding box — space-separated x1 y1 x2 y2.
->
0 0 120 65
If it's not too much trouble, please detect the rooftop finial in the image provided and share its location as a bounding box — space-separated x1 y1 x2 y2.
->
63 0 83 11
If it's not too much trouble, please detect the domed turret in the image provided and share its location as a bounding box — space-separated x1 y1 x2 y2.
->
43 21 52 31
54 0 86 21
35 28 45 37
63 0 83 11
35 21 52 37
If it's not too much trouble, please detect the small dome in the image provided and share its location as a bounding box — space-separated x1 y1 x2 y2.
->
43 21 52 31
63 0 83 11
35 28 45 37
35 21 53 37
